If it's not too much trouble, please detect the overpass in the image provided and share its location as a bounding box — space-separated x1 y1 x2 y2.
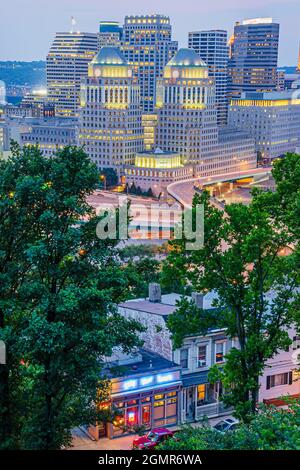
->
167 167 272 206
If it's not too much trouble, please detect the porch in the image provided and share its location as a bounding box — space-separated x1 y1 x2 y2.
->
181 374 232 423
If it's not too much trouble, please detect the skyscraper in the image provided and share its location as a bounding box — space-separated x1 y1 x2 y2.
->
155 48 218 165
121 14 178 113
98 21 122 50
188 30 229 126
155 48 256 176
79 47 143 173
228 18 279 99
46 32 98 117
297 42 300 73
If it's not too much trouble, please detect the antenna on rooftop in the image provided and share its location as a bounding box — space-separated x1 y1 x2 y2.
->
70 16 78 34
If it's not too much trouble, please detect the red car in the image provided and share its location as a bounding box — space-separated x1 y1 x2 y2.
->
132 428 174 450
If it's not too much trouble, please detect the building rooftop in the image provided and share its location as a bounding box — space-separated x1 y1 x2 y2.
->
91 46 127 66
119 291 219 317
167 48 207 68
238 91 295 101
103 348 179 378
242 17 273 25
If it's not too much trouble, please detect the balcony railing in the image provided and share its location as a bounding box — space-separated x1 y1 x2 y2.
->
195 401 232 420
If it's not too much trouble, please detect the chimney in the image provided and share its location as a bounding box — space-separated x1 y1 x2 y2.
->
192 292 204 309
149 283 161 303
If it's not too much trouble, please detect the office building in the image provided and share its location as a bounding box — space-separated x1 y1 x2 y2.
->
124 148 193 196
284 73 300 90
229 91 300 162
188 30 229 125
98 21 122 50
276 70 285 91
79 47 143 174
155 48 256 177
121 15 178 113
228 18 279 100
297 42 300 73
142 113 158 150
20 117 78 156
46 32 98 117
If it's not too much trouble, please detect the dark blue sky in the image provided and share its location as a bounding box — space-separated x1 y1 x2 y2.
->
0 0 299 65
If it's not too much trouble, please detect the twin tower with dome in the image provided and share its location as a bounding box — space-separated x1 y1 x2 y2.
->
79 46 256 196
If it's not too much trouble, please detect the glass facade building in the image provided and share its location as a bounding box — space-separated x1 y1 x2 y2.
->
188 30 229 126
46 32 98 117
228 18 279 100
121 15 178 113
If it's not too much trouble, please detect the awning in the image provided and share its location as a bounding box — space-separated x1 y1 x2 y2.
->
182 371 209 388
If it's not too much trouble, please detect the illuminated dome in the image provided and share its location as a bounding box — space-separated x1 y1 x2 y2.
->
164 48 208 79
88 46 132 78
91 46 127 66
168 48 207 68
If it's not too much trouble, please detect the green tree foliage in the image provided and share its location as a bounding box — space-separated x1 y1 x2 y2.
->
125 258 160 298
159 402 300 450
100 168 118 188
0 144 143 449
164 157 299 422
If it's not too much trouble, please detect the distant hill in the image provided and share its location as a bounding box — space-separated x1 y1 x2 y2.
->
0 61 46 87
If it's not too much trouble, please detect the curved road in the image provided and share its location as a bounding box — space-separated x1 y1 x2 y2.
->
167 167 272 207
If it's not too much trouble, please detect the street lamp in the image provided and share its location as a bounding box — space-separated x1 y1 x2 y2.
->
99 174 107 190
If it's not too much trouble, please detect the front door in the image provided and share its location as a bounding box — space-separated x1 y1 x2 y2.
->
186 387 195 421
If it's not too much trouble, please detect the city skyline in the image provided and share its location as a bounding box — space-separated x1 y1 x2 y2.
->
0 0 299 65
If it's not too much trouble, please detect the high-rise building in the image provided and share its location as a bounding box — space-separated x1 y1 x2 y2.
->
297 42 300 73
188 30 229 126
229 91 300 162
228 18 279 100
98 21 122 50
46 32 98 117
124 48 256 194
121 14 178 113
79 47 144 173
155 48 218 166
276 70 285 91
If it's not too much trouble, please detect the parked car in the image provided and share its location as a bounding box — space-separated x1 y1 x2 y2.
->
213 418 239 433
132 428 174 450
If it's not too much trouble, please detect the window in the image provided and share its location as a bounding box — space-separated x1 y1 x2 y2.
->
197 384 205 402
293 336 300 350
198 345 207 368
266 372 292 389
215 341 226 363
180 348 189 369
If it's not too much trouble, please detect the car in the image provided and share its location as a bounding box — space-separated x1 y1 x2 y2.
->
213 418 239 433
132 428 174 450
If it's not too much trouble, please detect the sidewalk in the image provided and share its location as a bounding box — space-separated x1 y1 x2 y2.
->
70 427 136 450
69 414 233 451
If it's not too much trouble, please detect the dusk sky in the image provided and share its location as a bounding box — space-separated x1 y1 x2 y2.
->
0 0 299 65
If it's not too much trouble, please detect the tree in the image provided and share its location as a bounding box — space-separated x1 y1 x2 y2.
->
125 258 161 298
0 144 144 449
164 188 299 422
159 401 300 450
100 168 118 188
271 153 300 238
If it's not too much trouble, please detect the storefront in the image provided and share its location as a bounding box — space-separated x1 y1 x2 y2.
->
89 351 182 440
109 369 181 438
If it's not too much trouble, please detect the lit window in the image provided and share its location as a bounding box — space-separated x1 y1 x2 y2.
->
215 341 226 363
